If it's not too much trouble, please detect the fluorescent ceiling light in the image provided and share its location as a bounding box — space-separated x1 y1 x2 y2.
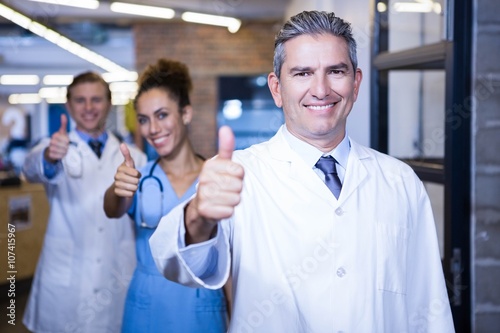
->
112 93 134 105
110 2 175 19
0 3 129 73
8 93 42 105
46 97 68 104
109 81 138 93
182 12 241 33
0 5 30 29
26 0 100 10
1 75 40 85
103 71 138 82
39 87 67 99
393 2 433 12
43 75 74 85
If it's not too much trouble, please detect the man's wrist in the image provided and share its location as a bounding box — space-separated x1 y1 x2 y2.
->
43 148 58 164
184 199 217 245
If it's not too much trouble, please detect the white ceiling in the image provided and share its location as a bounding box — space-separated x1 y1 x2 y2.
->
0 0 290 95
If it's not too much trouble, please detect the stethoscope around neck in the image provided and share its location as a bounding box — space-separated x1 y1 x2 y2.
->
139 158 164 229
63 139 104 178
137 154 205 229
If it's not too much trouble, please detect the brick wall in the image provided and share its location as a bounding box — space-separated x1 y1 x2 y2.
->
473 0 500 331
133 20 280 158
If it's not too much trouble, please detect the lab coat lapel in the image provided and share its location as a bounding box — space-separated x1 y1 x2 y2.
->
340 139 369 202
68 132 95 161
267 132 371 205
100 132 119 160
267 129 338 205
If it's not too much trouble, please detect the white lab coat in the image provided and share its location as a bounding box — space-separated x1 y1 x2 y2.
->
150 126 455 333
22 132 146 333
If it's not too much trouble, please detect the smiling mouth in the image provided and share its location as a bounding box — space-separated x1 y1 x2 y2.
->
82 114 97 120
152 136 168 145
306 103 336 110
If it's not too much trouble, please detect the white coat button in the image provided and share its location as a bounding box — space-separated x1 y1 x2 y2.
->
336 267 346 277
98 227 104 232
335 207 344 216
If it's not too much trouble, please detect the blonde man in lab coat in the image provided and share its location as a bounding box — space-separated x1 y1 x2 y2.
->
22 71 146 333
149 11 456 333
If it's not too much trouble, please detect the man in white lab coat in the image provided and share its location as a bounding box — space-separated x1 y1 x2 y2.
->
22 72 146 333
149 11 455 333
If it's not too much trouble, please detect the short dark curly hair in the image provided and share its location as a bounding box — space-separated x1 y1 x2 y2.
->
134 58 193 111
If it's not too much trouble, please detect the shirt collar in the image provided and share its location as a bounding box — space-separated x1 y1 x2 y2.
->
75 129 108 145
282 125 350 170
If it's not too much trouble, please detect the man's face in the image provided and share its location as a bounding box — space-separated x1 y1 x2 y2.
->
268 33 362 151
66 81 111 136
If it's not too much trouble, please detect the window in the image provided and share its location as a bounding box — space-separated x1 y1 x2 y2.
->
372 0 472 330
217 75 284 150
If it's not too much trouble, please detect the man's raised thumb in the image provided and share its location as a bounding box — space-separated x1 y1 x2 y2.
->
217 126 234 160
120 143 135 168
59 114 68 134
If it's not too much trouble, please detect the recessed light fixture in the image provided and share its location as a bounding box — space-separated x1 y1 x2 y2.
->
222 99 243 120
377 2 388 12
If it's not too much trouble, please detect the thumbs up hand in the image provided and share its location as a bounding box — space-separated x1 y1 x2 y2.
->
113 143 142 198
185 126 244 243
45 114 70 163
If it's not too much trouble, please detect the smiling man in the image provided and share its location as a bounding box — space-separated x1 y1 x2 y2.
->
22 72 146 333
150 11 455 333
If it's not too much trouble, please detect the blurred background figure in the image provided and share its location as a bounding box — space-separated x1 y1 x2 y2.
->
21 71 147 333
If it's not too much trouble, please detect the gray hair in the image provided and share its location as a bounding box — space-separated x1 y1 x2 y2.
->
273 11 358 79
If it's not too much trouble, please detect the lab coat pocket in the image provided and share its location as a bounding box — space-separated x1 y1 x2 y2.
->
376 223 409 294
40 235 74 286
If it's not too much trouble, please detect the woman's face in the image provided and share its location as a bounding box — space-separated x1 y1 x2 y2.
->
135 88 191 158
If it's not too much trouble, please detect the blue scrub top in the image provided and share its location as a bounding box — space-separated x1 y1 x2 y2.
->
123 160 227 333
